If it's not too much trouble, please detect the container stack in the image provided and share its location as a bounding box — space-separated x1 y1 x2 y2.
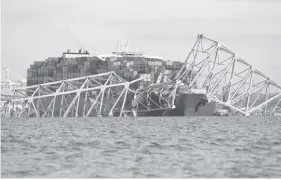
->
27 65 38 86
96 59 108 74
26 53 109 86
165 60 182 71
26 50 184 90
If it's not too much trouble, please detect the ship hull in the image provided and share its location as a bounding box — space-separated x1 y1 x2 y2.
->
7 92 217 117
173 93 217 116
139 93 217 117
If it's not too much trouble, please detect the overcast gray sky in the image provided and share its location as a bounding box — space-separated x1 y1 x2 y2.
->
1 0 281 83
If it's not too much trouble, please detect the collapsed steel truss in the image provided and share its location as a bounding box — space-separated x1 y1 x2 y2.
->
174 34 281 116
133 81 180 114
131 34 281 116
1 72 142 118
1 34 281 117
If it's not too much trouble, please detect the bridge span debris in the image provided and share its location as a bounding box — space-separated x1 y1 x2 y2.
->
1 34 281 117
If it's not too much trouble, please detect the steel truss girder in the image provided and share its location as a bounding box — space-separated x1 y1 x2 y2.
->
174 34 281 116
2 35 280 117
134 81 179 114
1 72 142 118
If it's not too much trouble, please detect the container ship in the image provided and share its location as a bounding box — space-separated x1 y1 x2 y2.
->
24 42 219 117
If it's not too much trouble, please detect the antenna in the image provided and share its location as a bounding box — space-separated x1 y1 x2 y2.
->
125 41 129 52
120 40 125 52
2 67 12 81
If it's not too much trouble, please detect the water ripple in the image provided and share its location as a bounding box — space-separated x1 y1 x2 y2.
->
1 116 281 178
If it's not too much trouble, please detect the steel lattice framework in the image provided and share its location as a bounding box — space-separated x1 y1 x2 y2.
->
132 81 180 114
132 34 281 116
1 72 142 118
174 34 281 116
1 34 281 117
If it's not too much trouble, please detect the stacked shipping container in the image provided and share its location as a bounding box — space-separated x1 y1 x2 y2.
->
27 56 108 86
27 51 183 89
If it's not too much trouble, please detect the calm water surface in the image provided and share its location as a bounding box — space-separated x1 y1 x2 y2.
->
1 116 281 178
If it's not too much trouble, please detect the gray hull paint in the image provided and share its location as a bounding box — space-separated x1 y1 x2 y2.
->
174 93 216 116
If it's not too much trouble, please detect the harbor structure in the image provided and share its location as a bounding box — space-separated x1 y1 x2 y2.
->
1 67 26 95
